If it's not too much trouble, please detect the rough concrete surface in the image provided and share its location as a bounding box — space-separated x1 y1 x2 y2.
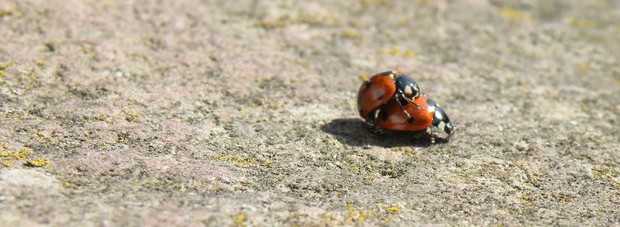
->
1 0 619 226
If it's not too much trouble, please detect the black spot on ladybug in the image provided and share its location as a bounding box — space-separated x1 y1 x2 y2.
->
379 108 389 121
374 90 384 100
407 117 414 123
426 99 437 106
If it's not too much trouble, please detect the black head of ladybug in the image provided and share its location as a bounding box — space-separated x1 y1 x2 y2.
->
394 74 420 101
426 99 454 136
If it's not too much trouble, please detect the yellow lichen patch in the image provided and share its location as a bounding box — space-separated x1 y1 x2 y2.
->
361 0 389 8
341 29 359 39
356 210 373 222
125 113 141 122
1 147 40 168
518 195 535 206
24 158 52 168
388 46 400 55
1 160 12 167
358 73 369 81
255 16 290 29
260 160 273 167
500 7 531 21
566 18 596 28
403 50 417 58
295 59 310 69
233 214 246 227
297 9 342 27
62 181 78 189
577 62 591 72
551 192 574 203
0 5 18 17
91 114 108 121
35 132 54 142
386 205 402 214
592 166 619 180
36 60 48 67
592 165 620 188
13 148 31 159
345 203 374 223
0 62 14 70
213 154 257 168
392 146 417 155
381 46 417 58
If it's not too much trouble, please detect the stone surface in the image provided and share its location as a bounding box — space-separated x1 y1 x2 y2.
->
0 0 619 226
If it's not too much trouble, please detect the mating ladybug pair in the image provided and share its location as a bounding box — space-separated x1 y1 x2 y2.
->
357 71 454 140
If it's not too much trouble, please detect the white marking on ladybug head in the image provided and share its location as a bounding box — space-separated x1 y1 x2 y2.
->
404 86 413 96
438 121 446 132
427 105 436 113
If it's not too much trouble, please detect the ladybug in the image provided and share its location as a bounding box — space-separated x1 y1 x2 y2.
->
371 95 454 137
357 71 420 123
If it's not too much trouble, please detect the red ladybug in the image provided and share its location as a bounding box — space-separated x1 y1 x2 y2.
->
357 71 420 123
373 95 454 136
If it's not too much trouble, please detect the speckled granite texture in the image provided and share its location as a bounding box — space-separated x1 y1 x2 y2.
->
1 0 619 226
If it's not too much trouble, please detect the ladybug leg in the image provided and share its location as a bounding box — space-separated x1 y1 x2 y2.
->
431 127 437 143
401 95 422 109
395 96 414 122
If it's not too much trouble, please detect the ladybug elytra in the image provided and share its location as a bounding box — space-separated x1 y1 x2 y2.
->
357 71 420 122
357 71 454 140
